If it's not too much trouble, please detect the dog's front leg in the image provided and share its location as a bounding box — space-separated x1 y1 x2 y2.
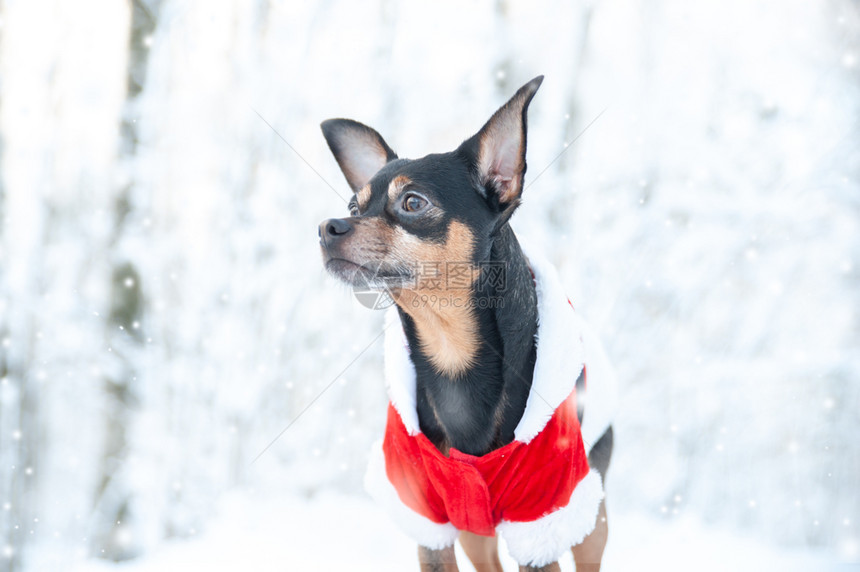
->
459 531 503 572
571 497 608 572
418 544 459 572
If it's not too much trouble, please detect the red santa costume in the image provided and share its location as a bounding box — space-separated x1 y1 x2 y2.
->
364 245 618 568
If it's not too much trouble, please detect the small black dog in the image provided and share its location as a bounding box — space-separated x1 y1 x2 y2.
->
319 77 616 572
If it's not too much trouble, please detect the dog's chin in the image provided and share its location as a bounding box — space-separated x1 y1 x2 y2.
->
324 258 412 290
324 258 368 285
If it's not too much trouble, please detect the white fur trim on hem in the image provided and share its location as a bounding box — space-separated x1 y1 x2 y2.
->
364 439 459 549
497 469 604 567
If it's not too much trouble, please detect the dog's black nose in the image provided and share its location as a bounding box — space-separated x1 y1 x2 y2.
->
319 218 353 241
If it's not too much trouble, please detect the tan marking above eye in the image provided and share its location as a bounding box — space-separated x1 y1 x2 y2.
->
355 184 372 211
387 174 412 203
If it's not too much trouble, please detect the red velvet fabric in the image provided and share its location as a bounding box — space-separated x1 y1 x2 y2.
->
382 389 590 537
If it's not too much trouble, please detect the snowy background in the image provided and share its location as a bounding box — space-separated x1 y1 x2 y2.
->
1 0 858 570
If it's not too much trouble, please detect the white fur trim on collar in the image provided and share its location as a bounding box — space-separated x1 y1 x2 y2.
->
514 245 585 443
384 307 421 435
382 245 586 443
497 469 604 567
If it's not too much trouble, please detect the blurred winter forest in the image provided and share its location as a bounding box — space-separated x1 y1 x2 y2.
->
0 0 858 570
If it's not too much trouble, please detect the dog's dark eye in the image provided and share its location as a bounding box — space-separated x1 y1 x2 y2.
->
348 202 359 217
402 193 427 213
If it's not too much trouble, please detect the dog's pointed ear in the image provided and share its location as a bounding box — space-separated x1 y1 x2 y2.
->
459 76 543 210
321 119 398 192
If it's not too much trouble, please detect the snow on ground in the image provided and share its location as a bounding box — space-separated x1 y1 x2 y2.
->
63 490 846 572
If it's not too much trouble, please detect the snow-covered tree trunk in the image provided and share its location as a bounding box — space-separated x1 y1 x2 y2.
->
89 0 160 561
